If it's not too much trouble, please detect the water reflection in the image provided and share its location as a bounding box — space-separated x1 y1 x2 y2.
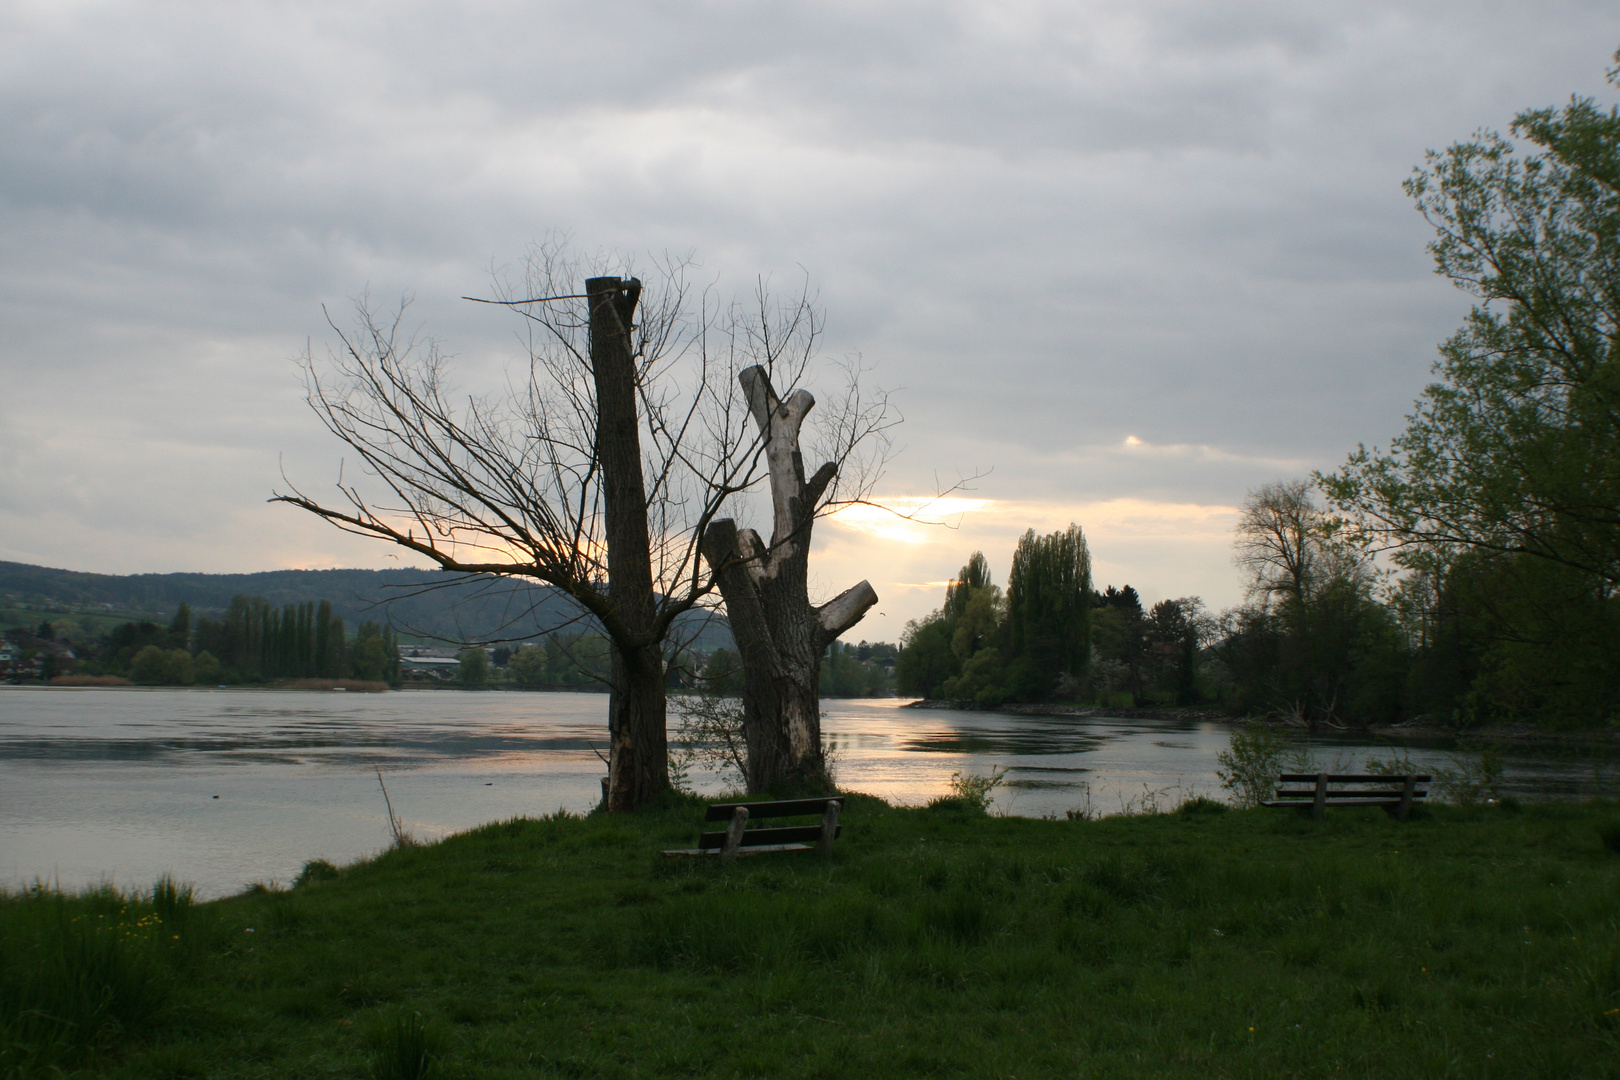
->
2 687 1615 899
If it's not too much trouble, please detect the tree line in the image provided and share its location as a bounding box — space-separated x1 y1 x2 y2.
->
899 60 1620 730
76 596 402 685
895 525 1208 709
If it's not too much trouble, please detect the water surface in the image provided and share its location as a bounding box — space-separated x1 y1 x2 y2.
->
2 687 1612 897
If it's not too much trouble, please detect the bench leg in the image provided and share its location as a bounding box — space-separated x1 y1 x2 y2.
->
817 800 841 855
1399 775 1415 822
1312 773 1327 820
720 806 749 863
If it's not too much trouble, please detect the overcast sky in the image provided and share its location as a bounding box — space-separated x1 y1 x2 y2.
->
3 1 1618 641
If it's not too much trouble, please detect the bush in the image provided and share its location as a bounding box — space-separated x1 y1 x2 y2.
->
128 645 194 686
192 650 223 685
939 767 1007 813
1215 724 1284 808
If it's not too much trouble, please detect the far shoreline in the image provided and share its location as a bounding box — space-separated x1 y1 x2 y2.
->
901 697 1620 751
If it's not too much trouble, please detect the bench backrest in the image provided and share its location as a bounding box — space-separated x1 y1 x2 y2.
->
704 797 843 822
1277 774 1431 784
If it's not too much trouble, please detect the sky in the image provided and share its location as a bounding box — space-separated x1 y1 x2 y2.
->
3 1 1619 643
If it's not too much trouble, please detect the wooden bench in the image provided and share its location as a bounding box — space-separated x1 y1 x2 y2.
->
1262 773 1431 821
662 797 843 861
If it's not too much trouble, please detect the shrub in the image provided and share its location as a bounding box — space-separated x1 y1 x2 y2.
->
942 766 1008 813
1215 724 1284 808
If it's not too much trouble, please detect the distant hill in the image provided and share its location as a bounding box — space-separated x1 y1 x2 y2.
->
0 561 730 650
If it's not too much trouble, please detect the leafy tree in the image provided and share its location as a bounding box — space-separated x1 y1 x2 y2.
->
351 622 395 682
1321 61 1620 588
1215 484 1408 724
130 645 193 686
1144 597 1212 706
456 648 490 686
193 650 223 685
506 644 549 686
896 551 1000 700
1092 585 1147 699
1318 59 1620 726
819 640 892 697
894 617 956 698
166 603 191 650
102 620 165 672
1003 524 1092 700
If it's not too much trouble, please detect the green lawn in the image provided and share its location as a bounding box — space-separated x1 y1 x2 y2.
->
5 796 1619 1078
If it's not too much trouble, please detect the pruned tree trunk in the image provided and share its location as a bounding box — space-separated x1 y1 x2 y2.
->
702 366 878 793
587 275 669 811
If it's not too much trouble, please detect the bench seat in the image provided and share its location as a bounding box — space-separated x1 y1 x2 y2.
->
1262 773 1430 820
663 797 843 860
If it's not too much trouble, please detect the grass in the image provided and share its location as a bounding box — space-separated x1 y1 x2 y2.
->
4 798 1620 1078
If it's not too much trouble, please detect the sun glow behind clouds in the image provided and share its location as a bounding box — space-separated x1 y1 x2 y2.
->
825 496 995 544
814 493 1244 641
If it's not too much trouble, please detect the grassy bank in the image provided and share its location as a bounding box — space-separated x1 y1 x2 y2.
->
5 798 1620 1079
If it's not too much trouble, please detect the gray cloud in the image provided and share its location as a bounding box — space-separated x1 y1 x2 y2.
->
3 0 1618 631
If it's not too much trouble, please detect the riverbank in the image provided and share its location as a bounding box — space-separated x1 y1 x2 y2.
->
5 795 1618 1077
904 697 1620 751
905 697 1228 723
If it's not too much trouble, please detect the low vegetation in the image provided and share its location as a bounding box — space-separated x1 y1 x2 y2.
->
5 797 1618 1078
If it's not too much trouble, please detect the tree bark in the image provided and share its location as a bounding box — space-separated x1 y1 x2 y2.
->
702 366 878 793
587 275 668 811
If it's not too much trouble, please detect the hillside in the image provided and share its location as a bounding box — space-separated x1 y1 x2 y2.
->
0 561 730 649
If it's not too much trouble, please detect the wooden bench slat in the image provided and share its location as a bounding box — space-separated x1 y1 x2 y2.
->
1263 772 1428 820
1277 774 1431 783
1271 789 1428 798
704 797 844 822
1262 798 1422 807
697 824 841 849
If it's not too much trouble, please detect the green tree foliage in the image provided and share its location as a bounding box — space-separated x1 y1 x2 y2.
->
894 617 956 699
1091 586 1146 702
700 648 745 696
1144 598 1212 707
1213 483 1407 724
502 634 613 688
1322 73 1620 588
455 647 490 685
819 640 893 697
129 645 193 686
99 594 399 685
506 644 549 686
350 622 396 682
897 528 1096 705
166 603 191 650
192 650 223 685
896 551 1000 702
1002 524 1092 701
1318 58 1620 727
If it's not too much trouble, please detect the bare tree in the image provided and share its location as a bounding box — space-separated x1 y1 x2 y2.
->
701 364 887 793
275 246 890 810
1233 480 1323 606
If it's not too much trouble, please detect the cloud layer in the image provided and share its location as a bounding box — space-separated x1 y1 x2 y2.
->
3 1 1618 639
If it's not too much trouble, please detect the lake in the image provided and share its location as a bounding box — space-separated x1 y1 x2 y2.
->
2 686 1612 898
